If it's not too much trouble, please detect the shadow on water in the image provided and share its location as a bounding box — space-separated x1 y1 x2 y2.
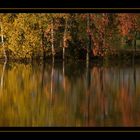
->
0 59 139 126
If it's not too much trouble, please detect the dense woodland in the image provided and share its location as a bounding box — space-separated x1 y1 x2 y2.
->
0 13 140 61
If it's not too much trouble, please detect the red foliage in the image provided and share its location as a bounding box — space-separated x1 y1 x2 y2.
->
118 14 137 37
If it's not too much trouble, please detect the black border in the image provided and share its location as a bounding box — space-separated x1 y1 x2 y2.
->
1 8 140 13
1 0 140 8
0 2 139 140
0 127 139 131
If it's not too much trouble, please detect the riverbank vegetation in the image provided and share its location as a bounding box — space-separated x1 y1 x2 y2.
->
0 13 140 61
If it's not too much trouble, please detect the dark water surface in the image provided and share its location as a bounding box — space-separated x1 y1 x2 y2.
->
0 60 140 127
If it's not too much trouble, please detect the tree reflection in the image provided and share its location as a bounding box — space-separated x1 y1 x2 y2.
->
0 60 7 91
0 61 138 126
85 60 91 126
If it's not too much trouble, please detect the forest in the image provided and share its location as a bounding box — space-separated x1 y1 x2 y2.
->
0 13 140 62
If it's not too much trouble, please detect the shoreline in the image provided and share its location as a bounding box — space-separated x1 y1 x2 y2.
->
0 56 139 67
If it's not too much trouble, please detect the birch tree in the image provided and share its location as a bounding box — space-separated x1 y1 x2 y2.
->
0 17 7 61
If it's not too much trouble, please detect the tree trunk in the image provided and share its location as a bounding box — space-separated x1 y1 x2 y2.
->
86 14 91 63
51 18 55 61
133 31 137 61
0 19 7 62
63 47 65 61
41 27 45 60
134 31 137 54
63 18 68 61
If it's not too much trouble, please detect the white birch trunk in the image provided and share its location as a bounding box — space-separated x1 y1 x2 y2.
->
0 19 7 62
51 18 55 60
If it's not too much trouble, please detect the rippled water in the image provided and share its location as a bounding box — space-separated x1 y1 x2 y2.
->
0 60 140 127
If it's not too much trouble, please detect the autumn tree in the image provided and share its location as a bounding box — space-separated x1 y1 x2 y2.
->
0 13 140 61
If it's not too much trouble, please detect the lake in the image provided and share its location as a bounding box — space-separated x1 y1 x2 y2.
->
0 60 140 127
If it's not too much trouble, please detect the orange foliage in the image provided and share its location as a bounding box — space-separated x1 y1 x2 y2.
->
118 14 137 37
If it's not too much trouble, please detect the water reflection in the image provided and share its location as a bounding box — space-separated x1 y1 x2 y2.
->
0 60 7 90
0 61 139 126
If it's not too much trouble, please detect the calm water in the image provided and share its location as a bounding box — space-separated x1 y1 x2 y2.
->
0 60 140 127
